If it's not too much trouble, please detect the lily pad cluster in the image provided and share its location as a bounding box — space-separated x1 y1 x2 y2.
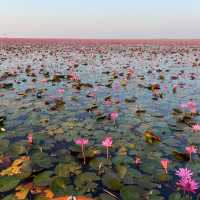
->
0 39 200 199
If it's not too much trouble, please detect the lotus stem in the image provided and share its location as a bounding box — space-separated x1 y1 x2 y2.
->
106 146 109 159
81 145 86 165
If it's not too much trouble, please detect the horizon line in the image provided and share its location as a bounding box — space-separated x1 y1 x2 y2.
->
1 36 200 40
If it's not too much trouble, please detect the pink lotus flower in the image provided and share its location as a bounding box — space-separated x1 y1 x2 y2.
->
75 138 89 165
160 159 170 174
177 177 199 193
187 100 198 113
102 136 112 148
180 100 198 114
185 145 198 161
28 133 33 144
185 145 198 154
175 168 193 179
176 167 199 193
127 68 134 78
58 88 65 94
102 136 112 159
69 72 79 81
192 124 200 132
180 103 188 109
40 79 48 84
110 112 119 124
134 156 142 166
75 138 89 146
187 100 197 108
163 85 168 92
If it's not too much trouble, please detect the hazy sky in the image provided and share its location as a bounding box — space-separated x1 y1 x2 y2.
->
0 0 200 38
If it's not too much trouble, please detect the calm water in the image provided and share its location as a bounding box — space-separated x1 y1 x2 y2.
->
0 39 200 200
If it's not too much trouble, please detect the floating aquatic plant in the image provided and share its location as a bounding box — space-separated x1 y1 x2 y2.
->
102 136 113 159
75 138 89 165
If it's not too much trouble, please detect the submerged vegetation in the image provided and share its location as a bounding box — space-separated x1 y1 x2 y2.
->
0 39 200 199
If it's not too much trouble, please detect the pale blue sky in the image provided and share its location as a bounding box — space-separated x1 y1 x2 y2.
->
0 0 200 38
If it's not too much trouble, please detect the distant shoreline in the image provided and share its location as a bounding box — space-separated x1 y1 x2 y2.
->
1 38 200 45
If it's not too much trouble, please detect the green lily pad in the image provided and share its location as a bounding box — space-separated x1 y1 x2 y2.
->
115 165 128 179
147 190 164 200
33 170 54 186
55 162 81 177
74 172 100 193
168 192 184 200
102 172 123 191
33 194 50 200
0 139 10 153
56 149 75 163
135 175 158 190
16 159 32 180
32 152 52 169
50 177 73 196
10 141 27 156
89 157 105 170
120 186 141 200
33 194 49 200
78 147 100 160
0 176 21 192
2 194 18 200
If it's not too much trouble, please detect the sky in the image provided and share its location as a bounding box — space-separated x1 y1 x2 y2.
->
0 0 200 39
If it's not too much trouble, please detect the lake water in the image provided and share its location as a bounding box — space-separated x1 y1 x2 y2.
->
0 39 200 200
